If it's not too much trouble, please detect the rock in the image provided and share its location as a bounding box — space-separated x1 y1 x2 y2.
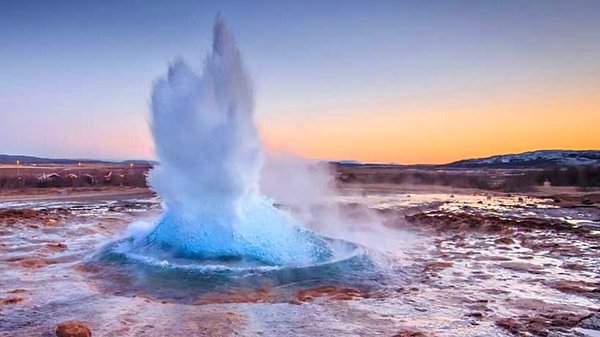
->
582 199 594 205
561 262 587 271
47 243 68 251
551 280 600 297
8 257 49 269
0 297 24 305
0 208 69 227
423 261 453 272
294 286 364 302
196 287 273 304
496 298 593 335
580 313 600 330
495 318 521 335
55 322 91 337
476 255 511 262
393 331 427 337
498 261 545 274
494 236 514 245
465 312 484 318
329 293 355 301
496 317 547 336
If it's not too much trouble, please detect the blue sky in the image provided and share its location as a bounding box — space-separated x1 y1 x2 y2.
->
1 0 599 162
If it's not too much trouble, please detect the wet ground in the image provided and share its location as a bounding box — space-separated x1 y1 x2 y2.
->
0 187 599 336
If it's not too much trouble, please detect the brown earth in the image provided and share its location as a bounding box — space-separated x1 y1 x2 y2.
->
55 322 92 337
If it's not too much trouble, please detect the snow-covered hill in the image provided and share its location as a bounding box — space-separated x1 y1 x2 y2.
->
447 150 600 168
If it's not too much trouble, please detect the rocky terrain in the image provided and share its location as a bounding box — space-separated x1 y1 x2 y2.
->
0 186 598 336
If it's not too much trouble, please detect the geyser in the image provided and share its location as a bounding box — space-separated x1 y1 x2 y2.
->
141 17 331 265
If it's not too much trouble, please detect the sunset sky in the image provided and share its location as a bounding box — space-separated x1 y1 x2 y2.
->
1 0 599 164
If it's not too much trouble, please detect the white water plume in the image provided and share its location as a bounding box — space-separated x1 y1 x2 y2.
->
143 17 331 265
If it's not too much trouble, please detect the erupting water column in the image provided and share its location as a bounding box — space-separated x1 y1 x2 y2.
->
143 17 331 265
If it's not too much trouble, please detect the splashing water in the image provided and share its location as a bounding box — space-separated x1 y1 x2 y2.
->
141 17 331 265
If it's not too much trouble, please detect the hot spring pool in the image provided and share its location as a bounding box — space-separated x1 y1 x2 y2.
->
85 236 396 303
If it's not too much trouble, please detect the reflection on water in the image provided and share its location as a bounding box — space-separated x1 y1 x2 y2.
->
339 192 600 228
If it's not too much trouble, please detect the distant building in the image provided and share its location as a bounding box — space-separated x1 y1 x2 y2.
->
37 173 61 181
83 174 96 184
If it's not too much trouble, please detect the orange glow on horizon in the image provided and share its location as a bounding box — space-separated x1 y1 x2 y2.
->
97 83 600 164
259 89 600 164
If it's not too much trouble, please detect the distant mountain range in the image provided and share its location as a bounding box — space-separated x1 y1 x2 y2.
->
334 150 600 169
445 150 600 168
0 154 153 165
